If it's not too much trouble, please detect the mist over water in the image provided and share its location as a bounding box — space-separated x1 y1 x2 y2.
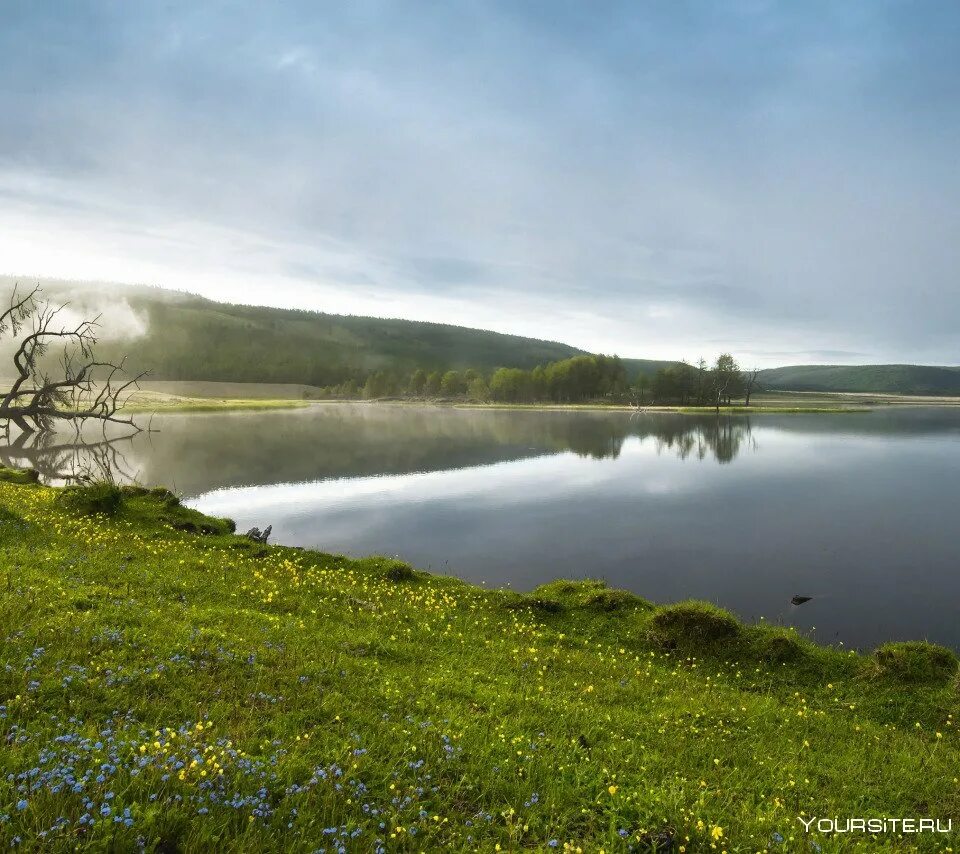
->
8 404 960 650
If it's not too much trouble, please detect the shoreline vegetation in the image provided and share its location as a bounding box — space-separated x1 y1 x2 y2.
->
122 394 866 416
2 471 960 850
115 378 960 417
119 383 960 416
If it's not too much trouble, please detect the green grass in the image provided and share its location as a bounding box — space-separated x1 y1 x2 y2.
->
119 396 312 414
2 472 960 851
673 405 868 414
456 402 866 414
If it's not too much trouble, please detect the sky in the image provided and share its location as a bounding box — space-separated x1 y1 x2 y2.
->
1 1 958 367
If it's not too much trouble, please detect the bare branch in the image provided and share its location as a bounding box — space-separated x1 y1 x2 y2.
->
0 285 144 436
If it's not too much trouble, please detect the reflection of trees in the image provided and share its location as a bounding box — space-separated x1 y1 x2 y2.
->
0 406 757 493
0 430 138 484
650 417 756 464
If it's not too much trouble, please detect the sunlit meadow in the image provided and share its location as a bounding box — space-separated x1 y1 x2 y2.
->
1 471 959 852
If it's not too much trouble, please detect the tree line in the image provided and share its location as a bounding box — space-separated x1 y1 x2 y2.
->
317 353 761 408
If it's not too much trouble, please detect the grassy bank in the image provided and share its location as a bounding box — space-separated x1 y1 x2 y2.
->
1 474 959 851
453 402 865 415
119 394 311 414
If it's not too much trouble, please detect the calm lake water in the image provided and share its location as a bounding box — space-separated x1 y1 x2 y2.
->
8 404 960 650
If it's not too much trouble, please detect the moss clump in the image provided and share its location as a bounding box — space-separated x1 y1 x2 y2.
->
874 641 958 685
525 580 651 615
0 466 39 485
119 485 151 498
584 589 649 613
757 629 808 664
58 482 124 516
376 558 415 582
150 487 181 508
652 601 742 646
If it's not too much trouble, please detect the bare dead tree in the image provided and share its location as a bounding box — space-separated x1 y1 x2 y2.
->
0 284 145 437
742 367 761 407
712 373 731 413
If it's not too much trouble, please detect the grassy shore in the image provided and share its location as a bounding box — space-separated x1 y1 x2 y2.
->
119 393 311 414
452 402 866 415
2 474 959 851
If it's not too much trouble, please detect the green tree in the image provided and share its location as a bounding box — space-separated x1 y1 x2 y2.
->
490 368 532 402
425 371 443 396
408 368 427 396
711 353 741 408
467 377 490 401
631 373 650 406
440 370 465 396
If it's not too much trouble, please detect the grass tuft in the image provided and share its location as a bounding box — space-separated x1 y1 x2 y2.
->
57 481 124 516
874 641 959 685
0 466 39 485
651 601 742 646
584 589 650 613
755 629 809 665
375 558 416 582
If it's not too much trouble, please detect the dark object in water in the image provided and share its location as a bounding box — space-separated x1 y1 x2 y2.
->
245 525 272 544
791 595 813 606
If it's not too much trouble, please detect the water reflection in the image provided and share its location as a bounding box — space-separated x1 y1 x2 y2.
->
0 429 138 484
3 405 764 490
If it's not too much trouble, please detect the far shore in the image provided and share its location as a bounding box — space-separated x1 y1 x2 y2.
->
117 381 960 415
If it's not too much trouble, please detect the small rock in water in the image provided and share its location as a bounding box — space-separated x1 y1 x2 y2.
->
791 595 813 606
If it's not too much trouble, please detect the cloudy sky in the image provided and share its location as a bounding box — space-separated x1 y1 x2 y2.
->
1 1 958 366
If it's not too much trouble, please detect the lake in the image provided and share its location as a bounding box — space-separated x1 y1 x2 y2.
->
8 403 960 650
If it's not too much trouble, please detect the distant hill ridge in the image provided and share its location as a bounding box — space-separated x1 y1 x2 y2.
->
33 281 673 387
2 278 957 395
758 364 960 396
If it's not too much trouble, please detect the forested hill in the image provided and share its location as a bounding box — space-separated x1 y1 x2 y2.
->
759 364 960 395
8 280 958 394
57 283 672 386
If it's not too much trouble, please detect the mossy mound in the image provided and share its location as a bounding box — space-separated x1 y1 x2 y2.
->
119 485 151 497
755 629 809 664
114 489 235 536
874 641 958 685
0 466 39 485
651 601 742 646
584 589 650 613
150 487 182 508
57 482 124 516
370 558 416 582
533 579 651 613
